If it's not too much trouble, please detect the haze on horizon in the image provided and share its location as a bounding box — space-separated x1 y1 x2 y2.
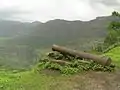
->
0 0 120 22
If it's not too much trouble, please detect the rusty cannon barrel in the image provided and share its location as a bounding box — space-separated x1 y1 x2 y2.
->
52 44 112 66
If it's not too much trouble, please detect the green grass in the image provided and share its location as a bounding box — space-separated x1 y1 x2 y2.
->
0 70 53 90
0 37 12 46
0 70 86 90
0 70 20 90
0 46 120 90
105 46 120 67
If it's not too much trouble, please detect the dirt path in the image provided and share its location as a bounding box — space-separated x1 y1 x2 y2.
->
41 70 120 90
72 71 120 90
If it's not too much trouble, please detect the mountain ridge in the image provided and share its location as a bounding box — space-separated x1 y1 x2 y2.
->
11 15 115 48
0 15 118 49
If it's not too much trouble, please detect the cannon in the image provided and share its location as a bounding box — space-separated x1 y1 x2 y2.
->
52 44 112 66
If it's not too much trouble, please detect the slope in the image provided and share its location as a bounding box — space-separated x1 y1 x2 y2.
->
0 45 120 90
105 46 120 67
0 20 41 37
13 16 117 48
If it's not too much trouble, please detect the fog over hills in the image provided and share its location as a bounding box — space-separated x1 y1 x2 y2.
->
0 15 118 48
0 15 119 68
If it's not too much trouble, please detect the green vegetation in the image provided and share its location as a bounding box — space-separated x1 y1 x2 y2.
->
105 46 120 67
0 70 88 90
0 45 119 90
36 52 115 75
0 12 117 68
105 11 120 45
94 11 120 52
0 11 119 90
0 45 38 69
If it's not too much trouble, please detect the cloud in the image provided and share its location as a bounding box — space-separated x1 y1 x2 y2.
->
0 0 119 22
0 7 29 20
101 0 120 6
89 0 120 7
88 0 120 17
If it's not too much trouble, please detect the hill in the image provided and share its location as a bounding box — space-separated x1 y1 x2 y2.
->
0 15 118 49
0 20 41 37
12 15 119 49
0 46 120 90
105 46 120 67
0 15 119 69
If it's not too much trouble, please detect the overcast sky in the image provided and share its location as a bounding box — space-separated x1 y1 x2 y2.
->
0 0 120 22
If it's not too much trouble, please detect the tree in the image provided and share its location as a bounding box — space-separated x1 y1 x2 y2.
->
112 11 120 17
104 11 120 45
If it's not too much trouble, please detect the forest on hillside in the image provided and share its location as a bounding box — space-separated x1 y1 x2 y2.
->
0 11 120 90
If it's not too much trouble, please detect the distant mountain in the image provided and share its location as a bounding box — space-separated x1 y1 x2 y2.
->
0 20 41 37
0 15 119 68
13 16 118 48
0 15 119 49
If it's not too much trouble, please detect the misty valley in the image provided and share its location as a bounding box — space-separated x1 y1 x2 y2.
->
0 11 120 90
